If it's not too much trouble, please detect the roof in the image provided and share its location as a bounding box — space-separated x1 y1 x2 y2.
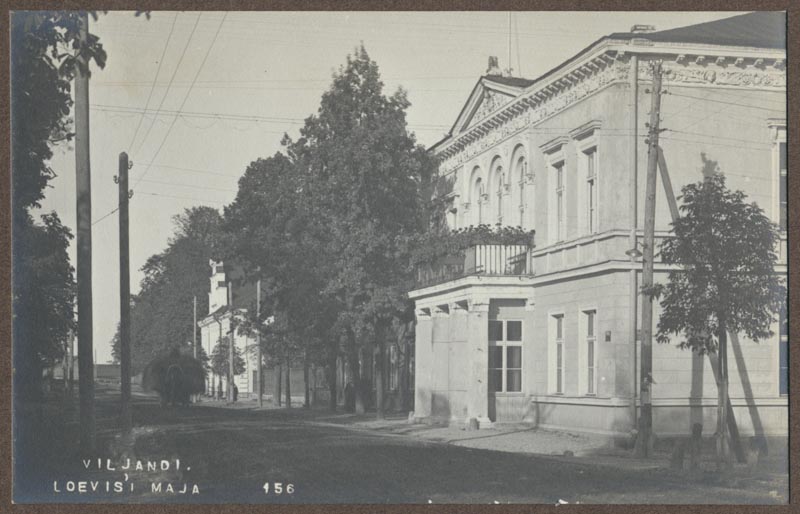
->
431 12 785 153
609 11 785 50
482 75 536 88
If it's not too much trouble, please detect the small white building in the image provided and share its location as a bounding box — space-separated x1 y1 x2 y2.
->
197 260 261 398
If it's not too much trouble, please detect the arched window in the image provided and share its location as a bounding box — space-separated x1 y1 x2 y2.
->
472 173 484 226
513 153 528 228
490 157 505 225
495 167 505 223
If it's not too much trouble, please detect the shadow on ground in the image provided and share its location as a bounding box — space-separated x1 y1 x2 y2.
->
13 387 789 505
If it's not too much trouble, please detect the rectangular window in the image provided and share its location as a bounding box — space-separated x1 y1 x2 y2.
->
488 320 523 393
555 162 565 241
585 148 598 234
780 301 788 395
217 281 227 288
506 346 522 392
553 161 566 241
555 314 564 394
585 310 596 395
779 142 787 232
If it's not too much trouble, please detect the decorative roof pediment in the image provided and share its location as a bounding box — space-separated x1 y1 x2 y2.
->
451 78 526 135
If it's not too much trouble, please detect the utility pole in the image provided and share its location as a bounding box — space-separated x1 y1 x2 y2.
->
193 295 197 359
256 274 263 408
227 281 235 403
118 152 132 431
635 60 663 458
74 12 95 454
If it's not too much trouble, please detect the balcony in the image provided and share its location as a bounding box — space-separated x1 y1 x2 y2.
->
415 244 534 289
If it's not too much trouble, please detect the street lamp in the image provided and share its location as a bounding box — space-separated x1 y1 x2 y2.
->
625 246 643 260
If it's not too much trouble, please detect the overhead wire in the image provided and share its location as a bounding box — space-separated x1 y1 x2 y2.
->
127 12 179 152
132 13 203 155
132 12 229 190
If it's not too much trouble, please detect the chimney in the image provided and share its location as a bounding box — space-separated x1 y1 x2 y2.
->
630 24 656 34
486 56 502 76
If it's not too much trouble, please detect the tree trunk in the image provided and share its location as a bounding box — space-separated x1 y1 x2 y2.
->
274 364 281 406
399 338 410 413
327 354 337 412
375 340 385 420
285 356 291 408
348 347 365 414
303 352 310 409
716 320 732 469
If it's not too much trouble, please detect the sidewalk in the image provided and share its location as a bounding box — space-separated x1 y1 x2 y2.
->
186 399 788 485
304 412 669 471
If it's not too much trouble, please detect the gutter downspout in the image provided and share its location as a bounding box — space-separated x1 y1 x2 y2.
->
629 54 639 430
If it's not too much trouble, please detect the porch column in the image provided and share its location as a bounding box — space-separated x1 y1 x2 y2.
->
467 299 491 427
413 308 433 419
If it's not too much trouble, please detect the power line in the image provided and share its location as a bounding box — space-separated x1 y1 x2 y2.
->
133 12 228 190
128 12 179 152
93 74 480 86
133 13 203 155
91 103 455 132
135 162 238 177
137 177 238 193
136 191 227 205
92 207 120 226
667 91 785 113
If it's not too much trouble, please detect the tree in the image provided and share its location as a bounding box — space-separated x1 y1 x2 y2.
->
286 45 438 416
12 212 76 400
112 207 222 374
222 152 335 407
11 11 107 214
210 336 245 396
655 172 785 467
10 11 107 401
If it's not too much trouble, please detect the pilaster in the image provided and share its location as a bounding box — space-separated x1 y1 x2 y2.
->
466 299 492 427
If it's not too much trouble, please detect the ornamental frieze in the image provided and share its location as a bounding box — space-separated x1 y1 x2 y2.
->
638 63 786 88
439 58 628 174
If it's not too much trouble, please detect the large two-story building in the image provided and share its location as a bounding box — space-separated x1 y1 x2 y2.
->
409 12 787 438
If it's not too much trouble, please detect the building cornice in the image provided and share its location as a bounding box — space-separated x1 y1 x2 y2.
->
435 38 785 176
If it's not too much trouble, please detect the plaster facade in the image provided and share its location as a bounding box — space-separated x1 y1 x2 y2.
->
411 16 787 438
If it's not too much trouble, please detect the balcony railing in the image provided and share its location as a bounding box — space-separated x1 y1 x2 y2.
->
415 244 533 289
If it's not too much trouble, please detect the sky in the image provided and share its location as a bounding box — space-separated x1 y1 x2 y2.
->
34 10 747 363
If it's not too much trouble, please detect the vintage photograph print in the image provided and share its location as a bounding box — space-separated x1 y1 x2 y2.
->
10 9 789 504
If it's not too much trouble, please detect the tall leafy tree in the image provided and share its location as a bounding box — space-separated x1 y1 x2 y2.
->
223 46 437 415
11 11 106 400
223 152 339 408
112 207 222 374
12 213 76 399
655 172 785 466
286 45 437 416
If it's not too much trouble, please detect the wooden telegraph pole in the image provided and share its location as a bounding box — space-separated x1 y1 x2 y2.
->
118 152 132 431
74 11 96 454
635 60 663 458
193 295 198 359
256 275 263 408
227 281 235 402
